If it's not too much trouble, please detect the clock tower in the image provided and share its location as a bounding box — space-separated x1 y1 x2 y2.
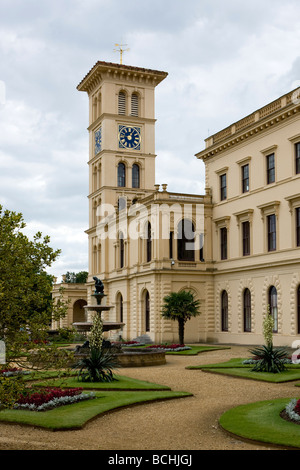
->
77 61 168 282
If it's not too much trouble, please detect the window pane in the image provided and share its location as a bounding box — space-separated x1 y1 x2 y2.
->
242 164 249 193
177 219 195 261
146 222 151 262
118 163 126 187
220 174 227 200
269 286 278 332
220 227 227 260
296 143 300 174
296 208 300 247
221 291 228 331
145 291 150 332
242 221 250 256
267 214 276 251
132 164 140 188
119 232 124 268
243 289 251 332
267 153 275 184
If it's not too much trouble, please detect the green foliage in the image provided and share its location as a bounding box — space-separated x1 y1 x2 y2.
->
0 376 25 409
0 205 71 372
0 205 65 343
52 327 77 343
161 290 201 344
73 347 119 383
248 304 289 374
248 344 289 373
64 271 88 284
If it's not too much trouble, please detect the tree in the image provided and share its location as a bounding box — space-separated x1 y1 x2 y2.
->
161 290 201 345
64 271 88 283
0 205 66 345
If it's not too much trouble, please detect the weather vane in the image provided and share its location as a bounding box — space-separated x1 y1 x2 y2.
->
114 43 130 64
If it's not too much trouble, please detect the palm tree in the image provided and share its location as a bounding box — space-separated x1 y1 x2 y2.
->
161 290 201 345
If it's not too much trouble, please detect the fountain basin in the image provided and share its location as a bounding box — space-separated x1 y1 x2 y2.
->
116 347 166 367
73 321 125 332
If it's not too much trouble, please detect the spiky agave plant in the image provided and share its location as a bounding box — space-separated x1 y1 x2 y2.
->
73 347 119 382
249 344 289 373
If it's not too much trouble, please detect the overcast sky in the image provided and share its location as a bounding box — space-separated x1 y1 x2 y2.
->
0 0 299 281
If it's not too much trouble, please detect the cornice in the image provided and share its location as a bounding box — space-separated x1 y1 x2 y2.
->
196 89 300 162
77 61 168 95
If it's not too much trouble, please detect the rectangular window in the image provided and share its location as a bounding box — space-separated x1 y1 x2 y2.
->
242 221 250 256
296 207 300 247
296 143 300 175
169 231 173 259
220 174 227 201
220 227 227 260
242 164 249 193
199 233 204 262
267 214 276 251
266 153 275 184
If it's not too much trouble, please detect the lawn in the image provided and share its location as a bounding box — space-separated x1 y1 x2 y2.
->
0 373 192 430
0 390 192 430
165 345 230 355
186 358 300 382
33 374 172 390
219 398 300 449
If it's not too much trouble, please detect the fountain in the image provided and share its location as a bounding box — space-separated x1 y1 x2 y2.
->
72 277 166 367
73 277 124 335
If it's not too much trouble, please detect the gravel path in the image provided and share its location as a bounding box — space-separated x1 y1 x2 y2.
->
0 345 299 451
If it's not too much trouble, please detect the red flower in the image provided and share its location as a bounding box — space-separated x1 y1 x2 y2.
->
294 399 300 415
17 387 83 406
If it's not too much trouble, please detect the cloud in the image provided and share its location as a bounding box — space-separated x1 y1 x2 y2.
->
0 0 299 278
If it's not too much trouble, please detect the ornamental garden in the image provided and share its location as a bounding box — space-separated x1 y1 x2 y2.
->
2 206 300 448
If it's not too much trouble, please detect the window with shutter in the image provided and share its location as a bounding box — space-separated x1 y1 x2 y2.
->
118 91 126 115
131 93 139 116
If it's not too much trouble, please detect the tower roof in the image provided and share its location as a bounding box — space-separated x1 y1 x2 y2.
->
77 60 168 93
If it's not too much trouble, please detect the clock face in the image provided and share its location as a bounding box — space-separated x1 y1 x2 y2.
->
118 125 141 150
95 127 102 155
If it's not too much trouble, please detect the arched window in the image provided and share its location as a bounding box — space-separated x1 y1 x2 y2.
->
131 93 139 117
116 293 123 323
269 286 278 333
177 219 195 261
118 91 126 115
243 288 251 332
73 299 87 323
119 231 124 268
145 291 150 332
146 222 152 262
298 285 300 335
221 290 228 332
132 164 140 188
117 162 126 187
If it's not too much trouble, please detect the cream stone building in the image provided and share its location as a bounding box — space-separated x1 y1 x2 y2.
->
52 59 300 347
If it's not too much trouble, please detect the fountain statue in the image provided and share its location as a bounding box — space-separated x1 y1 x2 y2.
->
73 277 124 334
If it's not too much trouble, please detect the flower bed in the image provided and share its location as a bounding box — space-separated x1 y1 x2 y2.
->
145 344 192 352
14 386 95 412
284 398 300 423
0 367 31 377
